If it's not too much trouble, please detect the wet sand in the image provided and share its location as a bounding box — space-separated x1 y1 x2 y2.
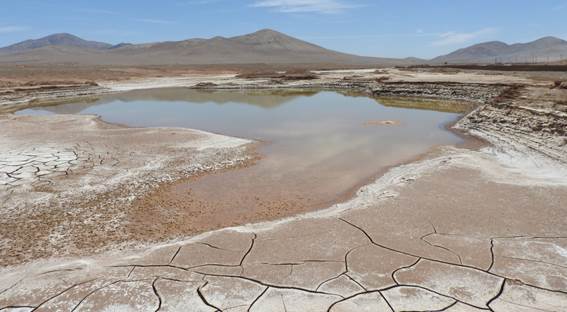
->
126 130 483 247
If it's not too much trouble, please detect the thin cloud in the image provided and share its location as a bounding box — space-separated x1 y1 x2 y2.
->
251 0 356 14
553 1 567 10
0 26 29 34
432 28 497 46
132 18 177 25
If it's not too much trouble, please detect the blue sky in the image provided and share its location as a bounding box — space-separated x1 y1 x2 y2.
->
1 0 566 58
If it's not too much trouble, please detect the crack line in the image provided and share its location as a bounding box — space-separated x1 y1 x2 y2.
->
247 286 268 312
486 278 506 310
197 282 222 312
488 239 496 271
31 279 96 312
378 291 395 312
152 278 163 312
240 233 257 266
195 271 341 298
391 258 421 285
169 246 182 265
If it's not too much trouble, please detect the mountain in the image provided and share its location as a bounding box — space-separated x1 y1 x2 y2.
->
0 33 112 54
433 36 567 64
0 29 412 66
230 29 325 52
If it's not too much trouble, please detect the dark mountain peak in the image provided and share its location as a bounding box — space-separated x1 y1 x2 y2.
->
469 41 508 48
532 36 565 43
433 41 510 62
44 33 81 40
230 29 323 52
252 28 283 35
527 36 567 48
0 33 112 53
433 35 567 64
109 42 133 49
231 29 299 42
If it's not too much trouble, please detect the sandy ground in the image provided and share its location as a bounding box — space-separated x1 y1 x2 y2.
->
1 67 566 311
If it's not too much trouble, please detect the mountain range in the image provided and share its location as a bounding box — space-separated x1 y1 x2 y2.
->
1 29 566 66
432 36 567 64
0 29 408 66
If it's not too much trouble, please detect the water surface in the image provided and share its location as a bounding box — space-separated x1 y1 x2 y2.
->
19 88 465 222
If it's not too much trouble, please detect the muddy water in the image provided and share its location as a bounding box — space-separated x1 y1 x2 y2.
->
19 88 466 235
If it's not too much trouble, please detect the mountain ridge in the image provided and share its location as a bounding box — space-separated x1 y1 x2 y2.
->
0 29 407 66
0 33 112 53
2 31 566 65
432 36 567 64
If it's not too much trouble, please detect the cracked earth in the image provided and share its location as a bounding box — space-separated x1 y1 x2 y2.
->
0 147 78 187
0 113 254 265
1 144 566 311
1 68 567 311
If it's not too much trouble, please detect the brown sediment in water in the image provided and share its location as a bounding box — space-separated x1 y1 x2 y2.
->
364 119 401 126
99 94 473 247
7 91 477 261
125 113 481 246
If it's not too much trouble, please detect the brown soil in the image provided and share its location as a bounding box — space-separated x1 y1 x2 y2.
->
236 69 320 80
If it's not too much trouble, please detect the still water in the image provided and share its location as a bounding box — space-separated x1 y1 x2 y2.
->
18 88 466 219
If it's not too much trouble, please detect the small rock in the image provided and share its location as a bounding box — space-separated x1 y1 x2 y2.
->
364 120 401 126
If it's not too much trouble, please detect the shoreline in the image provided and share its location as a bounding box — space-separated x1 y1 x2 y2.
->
3 140 566 291
0 113 257 266
1 68 563 266
0 90 472 267
1 67 567 311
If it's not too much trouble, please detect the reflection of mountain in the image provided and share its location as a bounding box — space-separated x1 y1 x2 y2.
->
334 90 471 113
34 88 319 114
31 97 102 115
377 97 473 113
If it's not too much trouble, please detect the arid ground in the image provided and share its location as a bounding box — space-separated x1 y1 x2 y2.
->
1 65 566 311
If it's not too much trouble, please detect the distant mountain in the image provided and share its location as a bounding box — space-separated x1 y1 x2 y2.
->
0 33 112 54
229 29 325 52
432 36 567 64
108 43 134 49
0 29 414 66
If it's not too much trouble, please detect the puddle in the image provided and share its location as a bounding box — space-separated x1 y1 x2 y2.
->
18 88 466 232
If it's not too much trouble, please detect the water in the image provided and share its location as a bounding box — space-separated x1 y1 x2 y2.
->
18 88 466 220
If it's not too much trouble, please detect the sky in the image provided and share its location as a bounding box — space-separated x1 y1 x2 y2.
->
0 0 566 59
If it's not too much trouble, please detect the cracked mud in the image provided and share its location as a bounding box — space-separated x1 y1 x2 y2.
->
2 147 566 311
1 68 566 311
0 114 253 265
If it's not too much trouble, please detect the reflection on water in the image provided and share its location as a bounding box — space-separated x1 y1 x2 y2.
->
28 88 319 115
18 88 466 216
